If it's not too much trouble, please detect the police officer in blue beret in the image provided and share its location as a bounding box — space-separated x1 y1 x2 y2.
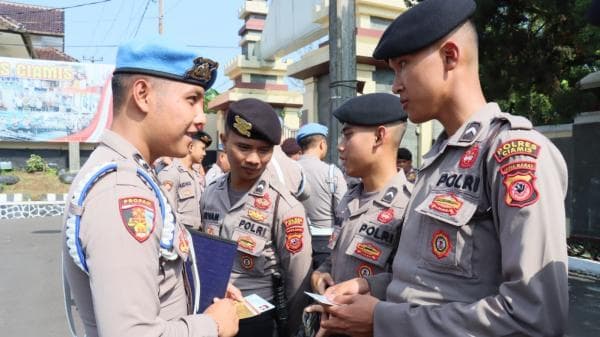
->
61 37 240 337
295 123 348 269
321 1 569 336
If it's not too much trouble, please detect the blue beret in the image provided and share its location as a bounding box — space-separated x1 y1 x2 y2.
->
373 0 476 60
333 93 407 126
114 37 218 89
226 98 281 145
296 123 328 142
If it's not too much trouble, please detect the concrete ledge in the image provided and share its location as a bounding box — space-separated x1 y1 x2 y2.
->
569 256 600 277
0 198 66 220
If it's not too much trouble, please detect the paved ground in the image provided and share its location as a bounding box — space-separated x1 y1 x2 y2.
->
1 216 599 337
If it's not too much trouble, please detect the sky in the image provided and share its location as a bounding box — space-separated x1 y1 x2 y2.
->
15 0 246 93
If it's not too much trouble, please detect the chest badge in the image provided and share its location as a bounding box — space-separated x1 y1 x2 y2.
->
178 228 190 254
459 144 479 169
429 193 463 216
237 235 257 253
254 193 271 210
248 208 267 222
240 254 255 270
355 242 381 261
357 263 374 278
431 230 452 259
119 197 155 243
377 208 394 224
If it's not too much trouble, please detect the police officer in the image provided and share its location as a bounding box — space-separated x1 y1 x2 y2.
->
306 94 411 337
200 98 312 337
295 123 347 269
321 1 569 336
159 130 212 229
396 147 417 183
61 37 239 337
205 143 230 185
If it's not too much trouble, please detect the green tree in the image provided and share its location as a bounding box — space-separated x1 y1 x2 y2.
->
473 0 599 124
204 88 220 114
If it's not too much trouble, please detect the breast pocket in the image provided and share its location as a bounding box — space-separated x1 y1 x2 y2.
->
344 234 394 268
415 192 478 278
231 229 269 276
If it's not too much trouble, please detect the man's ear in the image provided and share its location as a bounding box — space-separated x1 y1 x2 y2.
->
374 126 386 147
440 41 459 70
131 77 153 114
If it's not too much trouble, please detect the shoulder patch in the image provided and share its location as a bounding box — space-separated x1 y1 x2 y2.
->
494 139 541 163
284 216 305 254
503 171 539 208
119 197 156 242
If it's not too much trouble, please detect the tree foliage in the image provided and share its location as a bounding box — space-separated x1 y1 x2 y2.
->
404 0 600 125
473 0 599 124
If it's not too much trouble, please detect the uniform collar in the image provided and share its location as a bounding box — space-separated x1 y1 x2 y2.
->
420 103 501 172
100 129 154 174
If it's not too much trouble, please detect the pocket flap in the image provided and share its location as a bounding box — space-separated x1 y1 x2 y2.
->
177 186 194 200
232 229 266 257
344 234 393 268
415 192 478 227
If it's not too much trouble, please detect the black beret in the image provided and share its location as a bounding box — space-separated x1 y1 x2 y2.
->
281 138 301 156
397 147 412 161
373 0 476 60
333 93 407 126
226 98 282 145
192 130 212 146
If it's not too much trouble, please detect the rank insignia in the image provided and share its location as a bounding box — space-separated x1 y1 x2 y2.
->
248 208 267 222
285 233 303 254
357 263 374 278
355 242 381 261
382 187 398 204
240 254 255 270
233 115 252 137
429 193 463 216
431 230 451 259
119 197 155 243
178 229 190 254
459 144 479 169
503 171 539 208
494 139 541 163
185 57 218 83
458 122 481 143
237 235 256 253
254 194 271 210
377 208 394 224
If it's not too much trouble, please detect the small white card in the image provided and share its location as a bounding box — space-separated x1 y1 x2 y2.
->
304 291 338 306
236 294 275 319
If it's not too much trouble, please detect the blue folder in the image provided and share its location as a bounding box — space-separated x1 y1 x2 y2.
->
186 229 238 313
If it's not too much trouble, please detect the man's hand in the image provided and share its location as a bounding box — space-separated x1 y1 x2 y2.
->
311 271 335 294
323 277 370 300
224 283 244 301
204 298 239 337
321 294 379 337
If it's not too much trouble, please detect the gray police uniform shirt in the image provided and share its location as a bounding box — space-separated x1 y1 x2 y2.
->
204 163 225 186
200 171 312 332
318 171 411 282
267 145 311 201
297 154 347 229
61 130 217 337
366 103 569 337
158 158 203 229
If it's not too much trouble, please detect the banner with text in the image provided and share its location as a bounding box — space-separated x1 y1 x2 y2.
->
0 56 114 142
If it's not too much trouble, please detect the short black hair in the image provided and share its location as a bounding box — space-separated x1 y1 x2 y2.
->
111 73 130 110
298 134 325 151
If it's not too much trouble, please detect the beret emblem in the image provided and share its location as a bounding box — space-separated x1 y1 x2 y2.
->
233 115 252 137
185 57 218 83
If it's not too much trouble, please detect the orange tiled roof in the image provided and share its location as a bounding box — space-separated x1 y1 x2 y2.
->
34 47 78 62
